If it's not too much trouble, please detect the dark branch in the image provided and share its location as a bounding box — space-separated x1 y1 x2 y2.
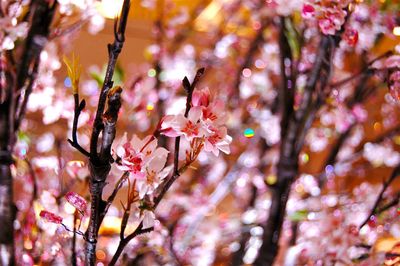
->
14 0 58 134
68 93 90 157
84 2 131 265
359 165 400 229
90 0 130 159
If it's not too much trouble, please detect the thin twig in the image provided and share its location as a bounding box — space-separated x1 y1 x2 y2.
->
101 171 129 222
68 93 90 157
329 50 393 88
359 165 400 229
71 211 78 266
375 191 400 214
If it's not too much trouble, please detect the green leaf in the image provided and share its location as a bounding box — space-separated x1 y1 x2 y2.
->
89 63 125 87
113 63 125 85
289 209 308 222
17 131 30 144
89 71 103 87
284 17 300 60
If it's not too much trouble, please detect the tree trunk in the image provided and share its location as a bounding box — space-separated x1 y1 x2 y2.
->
0 104 15 265
0 157 15 266
254 158 297 266
85 161 109 266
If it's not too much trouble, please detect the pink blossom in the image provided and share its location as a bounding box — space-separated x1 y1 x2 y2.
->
65 192 87 213
389 70 400 101
192 87 210 107
351 104 367 123
385 55 400 69
319 18 337 35
302 4 315 19
203 126 232 156
201 99 226 126
161 90 231 155
318 8 346 35
115 134 168 181
343 28 358 46
137 156 171 198
39 210 63 224
161 107 204 141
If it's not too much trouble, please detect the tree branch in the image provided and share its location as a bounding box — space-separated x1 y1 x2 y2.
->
14 0 58 134
255 29 335 265
109 68 205 265
84 2 131 265
359 165 400 229
89 0 130 159
68 93 90 157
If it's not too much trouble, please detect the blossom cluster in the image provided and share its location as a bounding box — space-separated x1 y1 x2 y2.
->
111 88 232 229
14 0 400 264
302 1 351 36
160 88 232 156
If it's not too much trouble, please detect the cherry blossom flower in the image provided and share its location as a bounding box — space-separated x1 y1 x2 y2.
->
161 88 231 155
115 134 169 182
301 2 348 35
363 142 400 167
385 55 400 69
372 55 400 70
201 99 227 127
351 104 368 123
318 8 347 35
203 126 232 156
343 28 359 47
160 107 204 140
138 165 173 199
302 4 315 19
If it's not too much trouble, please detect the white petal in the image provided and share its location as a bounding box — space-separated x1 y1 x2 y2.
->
217 143 230 154
188 106 202 122
148 154 167 173
142 210 155 229
142 137 157 157
115 132 128 156
131 134 142 151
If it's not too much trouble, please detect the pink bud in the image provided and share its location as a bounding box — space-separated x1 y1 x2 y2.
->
39 210 63 224
344 28 358 46
302 4 315 19
65 192 87 213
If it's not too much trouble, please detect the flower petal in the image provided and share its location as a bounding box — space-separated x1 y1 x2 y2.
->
142 210 155 229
